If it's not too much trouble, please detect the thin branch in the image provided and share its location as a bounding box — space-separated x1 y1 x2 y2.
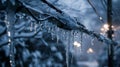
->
39 15 52 21
0 28 42 48
16 26 25 33
16 0 39 22
40 38 49 46
17 0 53 22
14 26 41 38
14 22 25 29
15 39 26 47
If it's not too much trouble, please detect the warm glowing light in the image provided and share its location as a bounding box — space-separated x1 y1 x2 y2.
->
112 26 114 28
100 24 115 35
100 28 104 31
87 48 94 53
103 24 109 30
100 24 110 34
73 41 81 47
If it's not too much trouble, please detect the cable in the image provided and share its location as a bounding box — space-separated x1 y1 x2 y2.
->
87 0 105 23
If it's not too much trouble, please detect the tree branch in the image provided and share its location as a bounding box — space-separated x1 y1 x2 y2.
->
16 0 53 22
17 0 119 46
14 26 41 38
40 38 49 46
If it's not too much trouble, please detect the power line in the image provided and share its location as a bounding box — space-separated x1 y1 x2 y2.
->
87 0 105 23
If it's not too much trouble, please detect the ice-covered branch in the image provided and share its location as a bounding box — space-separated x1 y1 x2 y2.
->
14 27 41 38
79 27 117 45
40 38 49 46
16 0 53 22
18 0 119 46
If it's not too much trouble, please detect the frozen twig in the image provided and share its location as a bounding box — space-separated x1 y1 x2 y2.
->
40 38 49 46
17 0 53 22
14 26 41 38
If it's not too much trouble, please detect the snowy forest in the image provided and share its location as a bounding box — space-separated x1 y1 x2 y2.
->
0 0 120 67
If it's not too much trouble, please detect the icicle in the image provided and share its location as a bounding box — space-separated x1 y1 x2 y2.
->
64 31 68 43
30 22 33 31
91 37 95 46
71 30 80 63
70 30 75 64
56 27 60 44
39 22 43 31
70 30 77 65
34 22 37 33
66 32 69 67
51 26 54 40
71 30 75 43
65 32 71 67
59 29 64 41
44 21 47 30
83 33 87 39
80 32 83 53
74 31 79 41
62 30 65 40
